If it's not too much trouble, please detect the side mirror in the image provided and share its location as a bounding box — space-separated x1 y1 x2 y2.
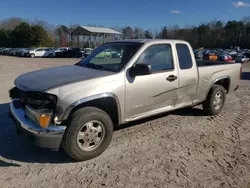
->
129 64 152 77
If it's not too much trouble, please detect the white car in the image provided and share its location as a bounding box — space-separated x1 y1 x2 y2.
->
235 54 250 63
29 48 56 58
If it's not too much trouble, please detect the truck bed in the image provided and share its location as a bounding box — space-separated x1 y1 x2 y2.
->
196 60 236 67
194 60 241 103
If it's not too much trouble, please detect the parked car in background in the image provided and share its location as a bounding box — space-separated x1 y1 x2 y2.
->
56 48 84 58
55 47 70 57
54 47 70 53
228 51 238 59
9 48 21 56
82 48 93 58
245 52 250 58
202 53 218 61
235 54 250 63
29 48 56 58
0 48 9 54
194 51 203 60
3 48 13 55
16 48 31 57
217 54 233 62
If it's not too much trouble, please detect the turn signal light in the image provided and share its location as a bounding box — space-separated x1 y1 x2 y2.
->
39 115 51 128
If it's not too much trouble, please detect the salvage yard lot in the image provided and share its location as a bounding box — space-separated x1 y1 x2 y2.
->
1 56 250 188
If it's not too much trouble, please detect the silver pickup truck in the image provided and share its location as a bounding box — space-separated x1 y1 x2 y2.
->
9 39 242 161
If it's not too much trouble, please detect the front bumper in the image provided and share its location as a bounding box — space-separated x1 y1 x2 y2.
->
9 100 66 150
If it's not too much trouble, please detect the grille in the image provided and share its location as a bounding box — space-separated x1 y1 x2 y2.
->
10 87 57 110
9 87 27 106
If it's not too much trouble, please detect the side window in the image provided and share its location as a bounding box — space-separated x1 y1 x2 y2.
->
137 44 173 73
176 44 193 69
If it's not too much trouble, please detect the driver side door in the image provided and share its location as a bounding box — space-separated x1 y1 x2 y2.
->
125 43 179 121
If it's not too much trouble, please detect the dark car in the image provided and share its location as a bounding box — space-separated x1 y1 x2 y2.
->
0 48 9 55
3 48 13 55
245 52 250 58
16 48 32 57
9 48 21 56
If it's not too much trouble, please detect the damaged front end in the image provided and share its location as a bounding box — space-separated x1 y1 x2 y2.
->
9 87 58 128
9 87 66 150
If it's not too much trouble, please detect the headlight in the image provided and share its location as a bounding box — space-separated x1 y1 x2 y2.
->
26 105 53 128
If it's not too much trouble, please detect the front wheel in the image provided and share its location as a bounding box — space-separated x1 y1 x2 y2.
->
30 53 35 58
62 107 113 161
202 84 226 115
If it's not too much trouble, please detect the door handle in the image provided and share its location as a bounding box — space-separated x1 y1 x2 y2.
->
166 75 177 82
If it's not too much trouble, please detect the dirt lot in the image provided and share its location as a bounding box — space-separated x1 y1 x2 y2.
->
1 56 250 188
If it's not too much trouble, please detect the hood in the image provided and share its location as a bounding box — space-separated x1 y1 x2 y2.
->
15 65 114 91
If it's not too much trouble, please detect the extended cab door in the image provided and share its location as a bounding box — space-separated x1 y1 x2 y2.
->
174 42 198 107
125 43 179 120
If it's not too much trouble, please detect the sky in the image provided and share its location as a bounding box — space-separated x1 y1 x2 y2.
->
0 0 250 29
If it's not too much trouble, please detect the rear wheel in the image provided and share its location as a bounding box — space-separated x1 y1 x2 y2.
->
62 107 113 161
202 84 226 115
48 54 53 58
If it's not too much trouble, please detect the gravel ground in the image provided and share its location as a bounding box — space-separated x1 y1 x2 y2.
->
1 56 250 188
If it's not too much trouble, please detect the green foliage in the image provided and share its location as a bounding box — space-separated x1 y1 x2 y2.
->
0 29 11 47
30 25 54 47
0 22 53 47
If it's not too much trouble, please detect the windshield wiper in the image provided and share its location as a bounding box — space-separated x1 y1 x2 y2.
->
79 63 116 72
80 63 105 71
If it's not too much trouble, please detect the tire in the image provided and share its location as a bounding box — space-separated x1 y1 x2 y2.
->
48 54 53 58
62 107 113 161
30 53 35 58
202 84 226 115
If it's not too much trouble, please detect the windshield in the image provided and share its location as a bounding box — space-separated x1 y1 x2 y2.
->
79 43 142 72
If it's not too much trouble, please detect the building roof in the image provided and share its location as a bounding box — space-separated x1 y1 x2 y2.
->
70 26 122 36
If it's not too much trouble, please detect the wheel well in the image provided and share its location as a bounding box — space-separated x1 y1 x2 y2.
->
67 97 119 126
214 78 230 93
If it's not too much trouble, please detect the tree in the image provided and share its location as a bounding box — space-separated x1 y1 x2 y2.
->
10 22 32 47
7 22 54 47
30 25 54 47
161 26 168 39
133 27 144 39
122 27 133 39
0 29 11 47
55 25 70 47
1 16 250 49
144 30 153 39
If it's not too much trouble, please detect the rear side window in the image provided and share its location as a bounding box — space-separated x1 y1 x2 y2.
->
176 44 193 69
